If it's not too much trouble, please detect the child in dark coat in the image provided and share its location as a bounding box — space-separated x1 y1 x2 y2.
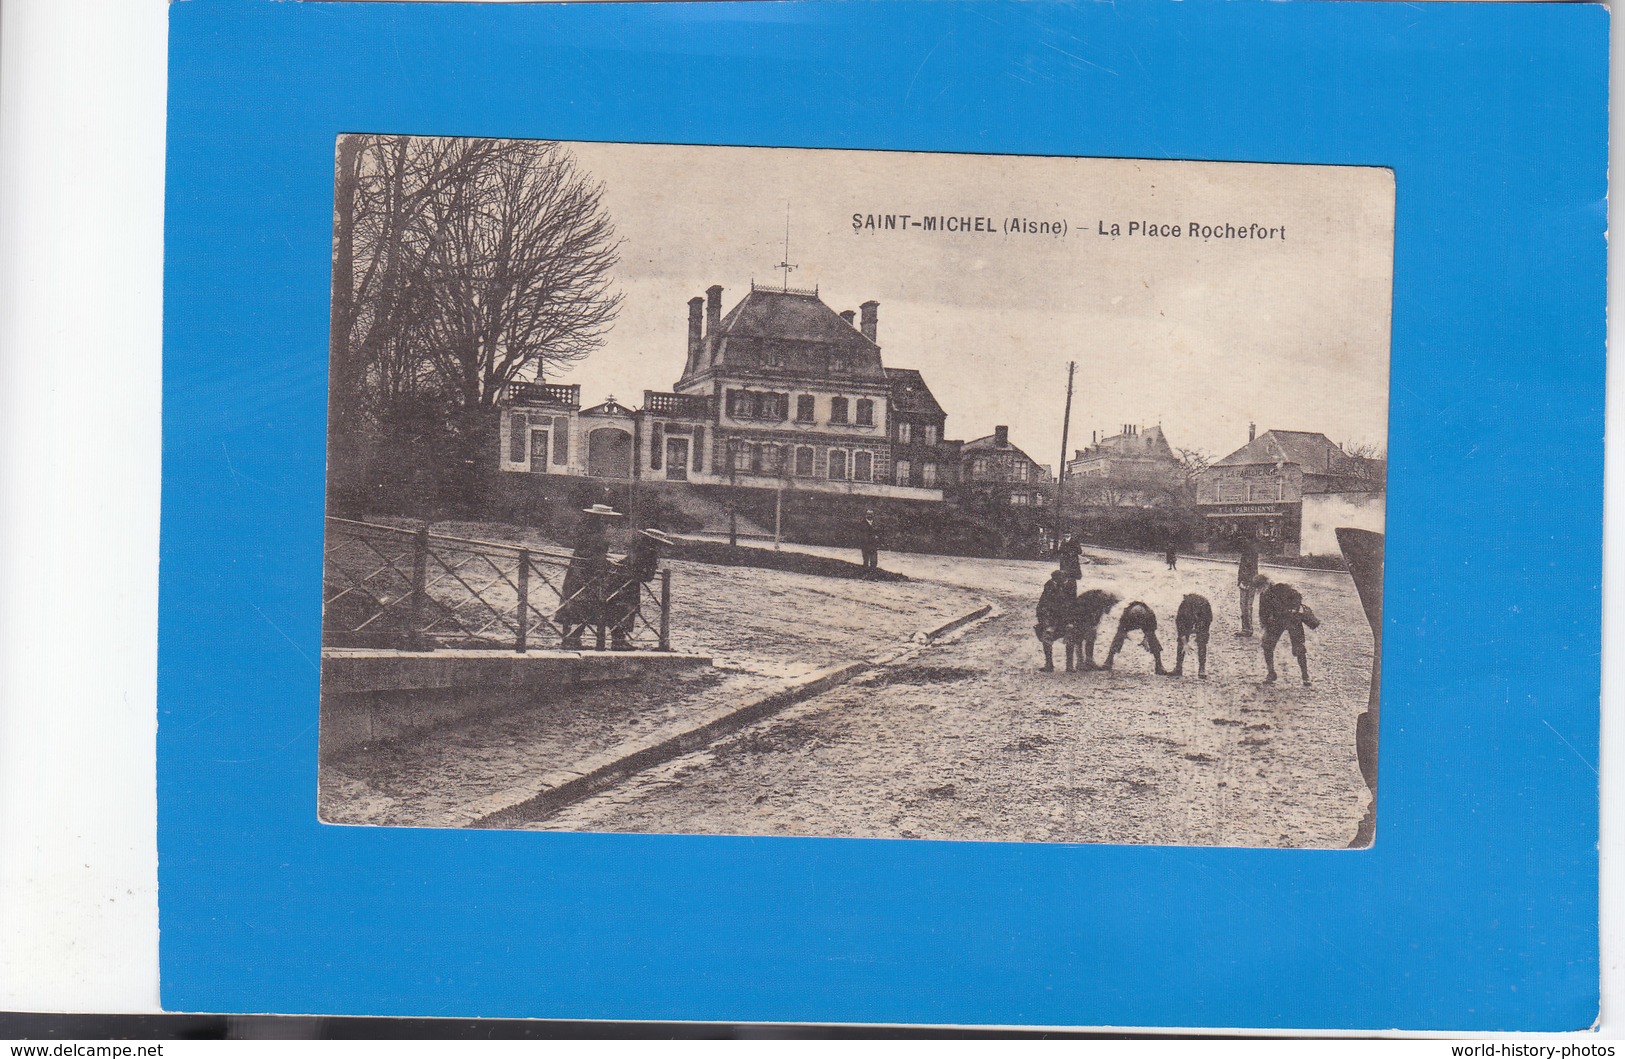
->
1171 593 1213 679
1034 570 1077 671
1256 576 1322 685
1103 600 1169 675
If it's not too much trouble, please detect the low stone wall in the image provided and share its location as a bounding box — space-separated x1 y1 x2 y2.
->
320 648 712 756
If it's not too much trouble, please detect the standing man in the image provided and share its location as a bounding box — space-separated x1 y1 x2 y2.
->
1057 533 1083 581
1235 530 1260 636
858 508 883 578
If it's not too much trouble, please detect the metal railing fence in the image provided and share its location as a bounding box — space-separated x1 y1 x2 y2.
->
322 517 671 652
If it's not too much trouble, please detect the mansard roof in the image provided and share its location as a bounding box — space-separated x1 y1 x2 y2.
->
707 287 886 380
719 288 873 345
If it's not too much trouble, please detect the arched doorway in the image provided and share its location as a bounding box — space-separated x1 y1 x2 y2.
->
586 427 633 478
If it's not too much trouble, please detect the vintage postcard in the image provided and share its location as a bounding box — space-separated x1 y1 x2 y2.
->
319 139 1392 848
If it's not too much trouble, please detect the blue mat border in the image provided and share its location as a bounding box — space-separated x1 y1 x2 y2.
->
158 0 1606 1030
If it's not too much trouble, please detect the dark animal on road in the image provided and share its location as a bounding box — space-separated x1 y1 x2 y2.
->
1103 600 1168 675
1066 588 1120 671
1257 578 1322 685
1034 570 1077 672
1171 593 1213 679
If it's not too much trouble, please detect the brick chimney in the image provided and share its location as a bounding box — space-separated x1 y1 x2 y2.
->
994 425 1009 447
688 296 704 362
706 284 723 337
840 309 856 327
1248 421 1257 443
859 300 879 343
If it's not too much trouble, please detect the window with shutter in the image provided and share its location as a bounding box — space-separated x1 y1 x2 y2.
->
509 413 528 463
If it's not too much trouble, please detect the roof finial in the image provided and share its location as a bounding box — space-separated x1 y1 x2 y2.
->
775 204 797 292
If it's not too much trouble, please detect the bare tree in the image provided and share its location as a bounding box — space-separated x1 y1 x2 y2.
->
416 141 622 409
1174 447 1214 486
331 135 514 429
1339 438 1387 461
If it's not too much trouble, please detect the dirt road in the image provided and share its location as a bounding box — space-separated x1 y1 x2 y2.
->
532 546 1374 848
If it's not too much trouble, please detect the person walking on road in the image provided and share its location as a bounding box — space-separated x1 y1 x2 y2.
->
1164 538 1178 570
858 509 883 578
1235 531 1260 636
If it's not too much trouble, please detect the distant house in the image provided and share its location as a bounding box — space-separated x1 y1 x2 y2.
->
956 425 1054 513
1196 427 1385 555
1064 423 1184 506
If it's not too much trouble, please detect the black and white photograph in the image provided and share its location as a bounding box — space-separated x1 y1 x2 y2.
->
319 138 1392 848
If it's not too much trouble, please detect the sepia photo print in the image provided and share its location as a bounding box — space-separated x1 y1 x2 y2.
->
319 138 1392 848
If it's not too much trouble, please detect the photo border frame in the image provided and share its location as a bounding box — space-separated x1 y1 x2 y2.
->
158 0 1607 1030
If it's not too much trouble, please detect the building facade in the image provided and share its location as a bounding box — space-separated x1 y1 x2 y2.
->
1195 427 1384 555
496 281 948 501
1063 423 1184 506
956 426 1054 512
884 367 956 490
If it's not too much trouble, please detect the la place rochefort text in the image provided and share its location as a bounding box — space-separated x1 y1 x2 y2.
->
850 214 1287 241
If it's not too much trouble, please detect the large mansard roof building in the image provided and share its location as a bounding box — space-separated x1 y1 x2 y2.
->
497 280 957 500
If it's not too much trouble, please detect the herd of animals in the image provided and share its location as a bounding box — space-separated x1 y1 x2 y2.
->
1033 562 1323 686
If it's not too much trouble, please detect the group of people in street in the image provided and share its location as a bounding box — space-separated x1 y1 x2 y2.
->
555 503 675 650
1035 531 1323 685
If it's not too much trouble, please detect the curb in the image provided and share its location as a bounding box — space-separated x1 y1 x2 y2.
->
466 599 994 829
921 604 993 641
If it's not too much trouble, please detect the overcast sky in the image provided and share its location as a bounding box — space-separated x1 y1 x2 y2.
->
550 141 1393 465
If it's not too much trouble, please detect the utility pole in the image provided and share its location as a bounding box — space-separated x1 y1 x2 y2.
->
1055 360 1076 552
